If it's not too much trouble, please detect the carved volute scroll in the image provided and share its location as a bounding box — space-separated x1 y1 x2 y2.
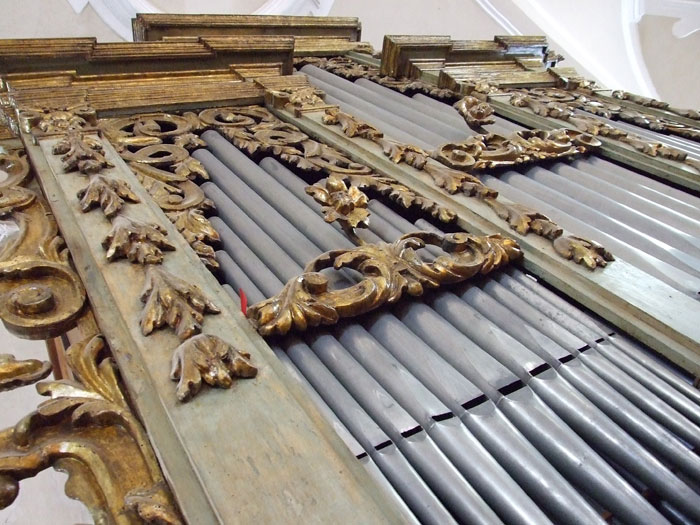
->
0 331 183 524
248 230 521 336
321 108 613 270
0 145 86 339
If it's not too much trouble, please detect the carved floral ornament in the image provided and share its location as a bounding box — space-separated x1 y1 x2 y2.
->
28 107 259 402
321 108 613 270
0 332 183 523
509 89 700 173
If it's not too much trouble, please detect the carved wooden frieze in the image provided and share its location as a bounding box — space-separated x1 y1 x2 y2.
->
508 89 700 175
0 145 86 339
0 331 183 524
321 108 613 269
198 104 457 223
611 90 699 121
248 228 521 336
25 106 257 402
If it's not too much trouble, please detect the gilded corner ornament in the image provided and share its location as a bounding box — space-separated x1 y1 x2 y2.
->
0 333 183 523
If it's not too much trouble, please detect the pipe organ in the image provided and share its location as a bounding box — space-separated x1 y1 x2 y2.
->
1 13 700 524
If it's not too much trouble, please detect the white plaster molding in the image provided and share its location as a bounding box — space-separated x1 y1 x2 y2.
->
64 0 160 41
512 0 659 96
474 0 522 35
254 0 335 16
633 0 700 38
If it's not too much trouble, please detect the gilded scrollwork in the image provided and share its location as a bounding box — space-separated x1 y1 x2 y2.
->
0 333 183 523
0 147 85 338
321 107 613 269
248 230 522 336
510 89 700 173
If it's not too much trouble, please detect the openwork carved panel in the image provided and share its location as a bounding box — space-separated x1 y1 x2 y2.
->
0 146 86 339
0 332 182 524
100 113 220 269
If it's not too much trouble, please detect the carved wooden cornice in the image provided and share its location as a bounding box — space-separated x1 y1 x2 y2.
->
132 14 372 56
0 322 183 523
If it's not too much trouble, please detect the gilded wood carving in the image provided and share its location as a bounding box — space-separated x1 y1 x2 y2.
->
321 108 613 269
100 113 220 269
248 229 521 336
611 90 699 121
198 104 457 223
0 332 183 523
0 354 51 391
509 90 700 174
0 146 85 339
34 108 257 402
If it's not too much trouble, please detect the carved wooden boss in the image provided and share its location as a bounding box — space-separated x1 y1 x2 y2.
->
0 14 698 524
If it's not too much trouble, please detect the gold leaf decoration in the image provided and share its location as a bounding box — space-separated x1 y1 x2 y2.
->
485 199 563 239
306 176 370 245
140 267 220 340
170 334 257 402
248 230 521 336
166 208 220 269
0 354 52 392
453 95 496 129
101 215 176 265
77 174 140 218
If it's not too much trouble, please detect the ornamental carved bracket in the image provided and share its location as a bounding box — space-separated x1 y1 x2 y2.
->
321 108 613 270
248 230 521 336
0 147 86 339
0 333 183 524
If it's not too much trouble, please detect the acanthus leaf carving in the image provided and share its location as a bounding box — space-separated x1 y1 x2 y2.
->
321 107 612 270
166 208 220 269
51 131 112 175
454 96 496 129
102 215 176 265
140 266 220 340
0 333 182 523
76 174 140 218
248 231 521 336
553 235 615 269
170 334 258 402
306 176 370 245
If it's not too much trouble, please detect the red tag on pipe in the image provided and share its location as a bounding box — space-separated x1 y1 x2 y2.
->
239 288 247 316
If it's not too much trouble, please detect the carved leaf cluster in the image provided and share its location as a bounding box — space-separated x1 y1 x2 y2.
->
170 334 257 402
140 267 220 340
77 174 140 218
52 132 112 174
101 215 176 265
